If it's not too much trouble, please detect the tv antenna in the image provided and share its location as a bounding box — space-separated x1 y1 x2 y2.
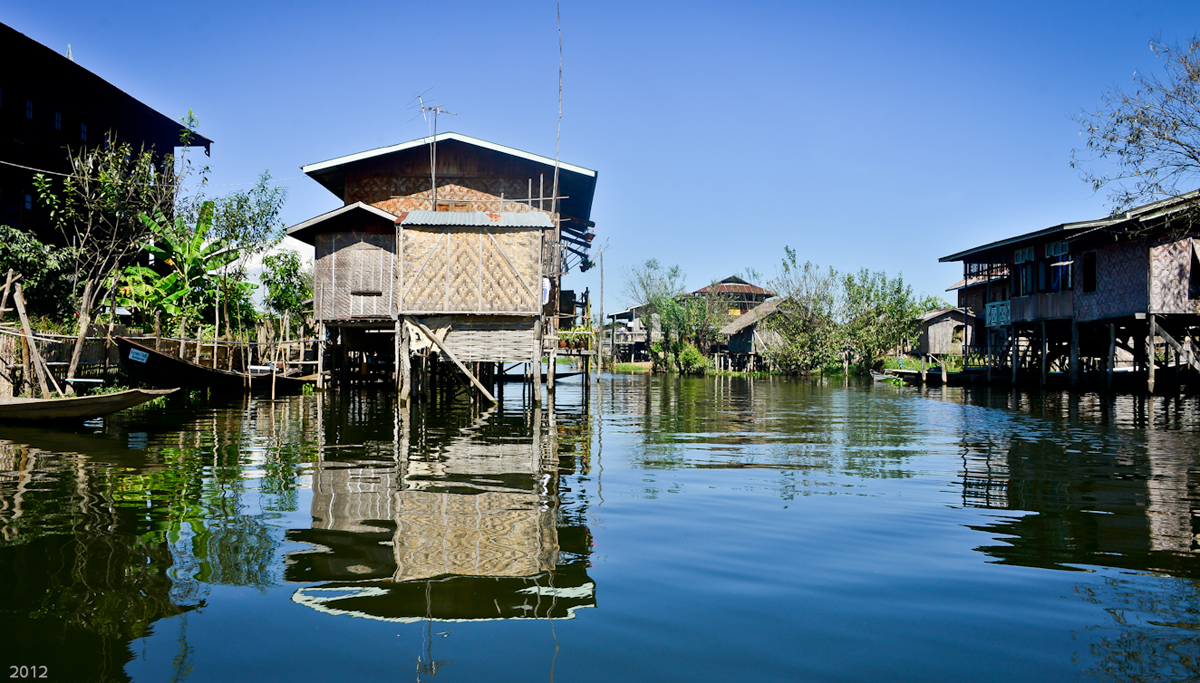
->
407 90 457 210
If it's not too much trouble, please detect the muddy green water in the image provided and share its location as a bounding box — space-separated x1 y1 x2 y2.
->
2 376 1199 682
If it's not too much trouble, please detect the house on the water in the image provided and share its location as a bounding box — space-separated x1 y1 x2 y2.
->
940 191 1200 391
287 132 598 401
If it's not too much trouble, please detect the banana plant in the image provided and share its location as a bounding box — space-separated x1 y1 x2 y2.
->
120 201 240 335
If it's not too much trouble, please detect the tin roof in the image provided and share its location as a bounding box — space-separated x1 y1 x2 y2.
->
399 211 554 228
692 276 775 297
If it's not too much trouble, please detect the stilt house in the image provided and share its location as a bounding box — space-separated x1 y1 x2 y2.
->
940 191 1200 391
288 133 598 399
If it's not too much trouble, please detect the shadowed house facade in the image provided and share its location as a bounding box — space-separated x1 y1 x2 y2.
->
287 133 598 400
940 191 1200 391
0 22 211 241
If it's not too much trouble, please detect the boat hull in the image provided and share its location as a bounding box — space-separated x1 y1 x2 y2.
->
116 337 314 393
0 388 177 421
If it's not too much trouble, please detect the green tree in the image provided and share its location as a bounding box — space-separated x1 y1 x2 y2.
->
260 250 312 336
762 248 841 374
34 135 178 387
124 202 240 352
0 225 79 319
1071 36 1200 223
841 268 924 372
209 171 287 337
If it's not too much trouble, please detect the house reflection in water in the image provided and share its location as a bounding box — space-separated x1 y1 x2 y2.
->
955 390 1200 577
286 401 595 622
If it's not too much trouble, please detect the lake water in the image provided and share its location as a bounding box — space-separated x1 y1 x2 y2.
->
2 375 1199 682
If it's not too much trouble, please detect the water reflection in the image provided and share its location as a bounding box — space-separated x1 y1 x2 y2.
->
947 387 1200 576
287 395 595 622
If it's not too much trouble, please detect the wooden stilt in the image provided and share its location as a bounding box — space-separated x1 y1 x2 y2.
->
1040 322 1048 387
941 355 948 386
399 323 411 404
316 323 325 389
1148 314 1157 393
1011 327 1019 385
532 318 542 405
1069 322 1080 387
1107 323 1116 390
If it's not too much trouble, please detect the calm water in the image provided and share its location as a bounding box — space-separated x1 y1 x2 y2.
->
2 376 1199 682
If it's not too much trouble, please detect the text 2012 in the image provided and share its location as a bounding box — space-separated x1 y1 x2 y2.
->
9 667 47 679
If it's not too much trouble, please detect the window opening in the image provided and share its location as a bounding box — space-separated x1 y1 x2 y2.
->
1082 252 1097 293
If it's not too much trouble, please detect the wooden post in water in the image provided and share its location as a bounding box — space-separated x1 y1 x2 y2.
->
532 318 542 405
1106 323 1116 390
920 354 926 384
1148 314 1157 394
1069 322 1080 388
1039 322 1048 387
941 355 948 386
316 323 325 390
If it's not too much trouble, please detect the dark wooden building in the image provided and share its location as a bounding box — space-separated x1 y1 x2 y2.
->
940 192 1200 391
288 132 598 401
0 22 211 240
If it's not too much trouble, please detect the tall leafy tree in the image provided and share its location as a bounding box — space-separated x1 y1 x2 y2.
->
763 248 841 374
34 135 177 387
841 268 925 371
1072 36 1200 227
260 250 312 336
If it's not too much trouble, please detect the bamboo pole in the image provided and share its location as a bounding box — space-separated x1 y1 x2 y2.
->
13 284 58 398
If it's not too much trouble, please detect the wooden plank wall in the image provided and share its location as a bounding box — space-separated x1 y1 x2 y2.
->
315 232 398 321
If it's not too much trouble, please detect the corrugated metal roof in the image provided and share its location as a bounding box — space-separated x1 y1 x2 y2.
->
400 211 554 228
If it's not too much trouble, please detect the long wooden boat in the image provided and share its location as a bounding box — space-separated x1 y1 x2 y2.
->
0 387 177 421
116 337 315 393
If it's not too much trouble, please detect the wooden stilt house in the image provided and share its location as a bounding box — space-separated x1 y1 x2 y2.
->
287 133 598 400
940 191 1200 392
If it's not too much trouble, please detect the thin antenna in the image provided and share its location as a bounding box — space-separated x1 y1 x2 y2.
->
410 92 457 210
551 0 563 219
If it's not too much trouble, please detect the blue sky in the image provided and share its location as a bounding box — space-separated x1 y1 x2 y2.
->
6 1 1200 310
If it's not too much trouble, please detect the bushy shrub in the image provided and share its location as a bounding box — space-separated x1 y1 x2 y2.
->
677 343 708 375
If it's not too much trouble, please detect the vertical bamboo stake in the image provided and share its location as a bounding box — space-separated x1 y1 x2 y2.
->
13 284 56 398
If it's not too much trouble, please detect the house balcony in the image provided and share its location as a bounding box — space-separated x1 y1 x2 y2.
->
1010 291 1072 323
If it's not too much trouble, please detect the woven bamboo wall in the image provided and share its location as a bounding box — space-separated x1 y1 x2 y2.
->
370 183 549 216
315 232 398 321
1150 237 1199 314
393 491 556 582
439 316 538 363
1073 238 1149 322
399 227 541 315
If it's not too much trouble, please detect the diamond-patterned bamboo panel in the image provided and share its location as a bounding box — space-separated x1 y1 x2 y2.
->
400 227 541 314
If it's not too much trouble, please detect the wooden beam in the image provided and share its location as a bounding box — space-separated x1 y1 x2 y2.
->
1152 320 1200 373
407 316 496 404
13 284 59 398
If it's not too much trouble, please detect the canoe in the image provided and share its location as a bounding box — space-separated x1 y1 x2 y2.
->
116 337 315 393
0 387 177 421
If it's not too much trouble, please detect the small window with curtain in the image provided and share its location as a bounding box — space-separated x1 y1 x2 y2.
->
25 100 32 119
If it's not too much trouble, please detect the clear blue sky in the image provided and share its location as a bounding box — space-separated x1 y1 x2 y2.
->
6 1 1199 310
